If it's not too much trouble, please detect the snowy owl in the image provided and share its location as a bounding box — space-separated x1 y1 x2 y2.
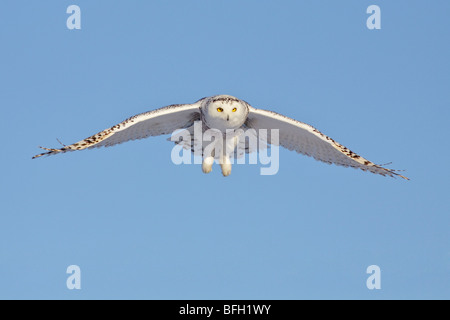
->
33 95 408 179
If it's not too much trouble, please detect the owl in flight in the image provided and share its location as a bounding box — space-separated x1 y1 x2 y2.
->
33 95 408 179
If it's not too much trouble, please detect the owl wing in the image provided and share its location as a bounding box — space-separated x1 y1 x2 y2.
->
245 106 408 179
33 101 203 159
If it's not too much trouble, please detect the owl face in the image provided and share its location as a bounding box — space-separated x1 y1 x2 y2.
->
202 95 249 131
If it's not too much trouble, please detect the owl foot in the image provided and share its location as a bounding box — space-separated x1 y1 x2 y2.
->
220 162 232 177
202 156 214 174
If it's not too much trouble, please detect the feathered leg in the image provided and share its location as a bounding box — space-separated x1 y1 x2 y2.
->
220 154 232 177
202 156 214 174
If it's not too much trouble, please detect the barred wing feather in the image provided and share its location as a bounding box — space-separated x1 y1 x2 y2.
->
33 102 201 159
246 107 408 179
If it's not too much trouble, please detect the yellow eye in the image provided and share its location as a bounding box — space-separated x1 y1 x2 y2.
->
217 107 223 112
232 108 237 112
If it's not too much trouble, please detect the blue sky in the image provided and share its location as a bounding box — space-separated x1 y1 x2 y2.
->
1 0 449 299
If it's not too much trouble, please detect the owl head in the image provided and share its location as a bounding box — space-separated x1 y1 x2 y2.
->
201 95 249 131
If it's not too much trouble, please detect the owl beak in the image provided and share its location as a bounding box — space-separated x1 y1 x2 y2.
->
227 115 230 121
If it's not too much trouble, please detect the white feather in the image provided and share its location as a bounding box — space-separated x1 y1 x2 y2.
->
33 100 203 158
245 106 408 179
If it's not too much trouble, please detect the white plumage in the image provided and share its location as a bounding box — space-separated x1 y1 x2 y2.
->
33 95 408 179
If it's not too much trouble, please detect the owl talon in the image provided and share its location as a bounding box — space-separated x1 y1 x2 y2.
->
221 166 232 177
202 165 212 174
220 158 232 177
202 156 214 174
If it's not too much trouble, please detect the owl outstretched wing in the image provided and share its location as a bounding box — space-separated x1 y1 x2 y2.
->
32 101 203 159
245 106 408 179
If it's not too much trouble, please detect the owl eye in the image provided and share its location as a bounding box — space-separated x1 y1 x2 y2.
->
232 108 237 112
217 107 224 112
